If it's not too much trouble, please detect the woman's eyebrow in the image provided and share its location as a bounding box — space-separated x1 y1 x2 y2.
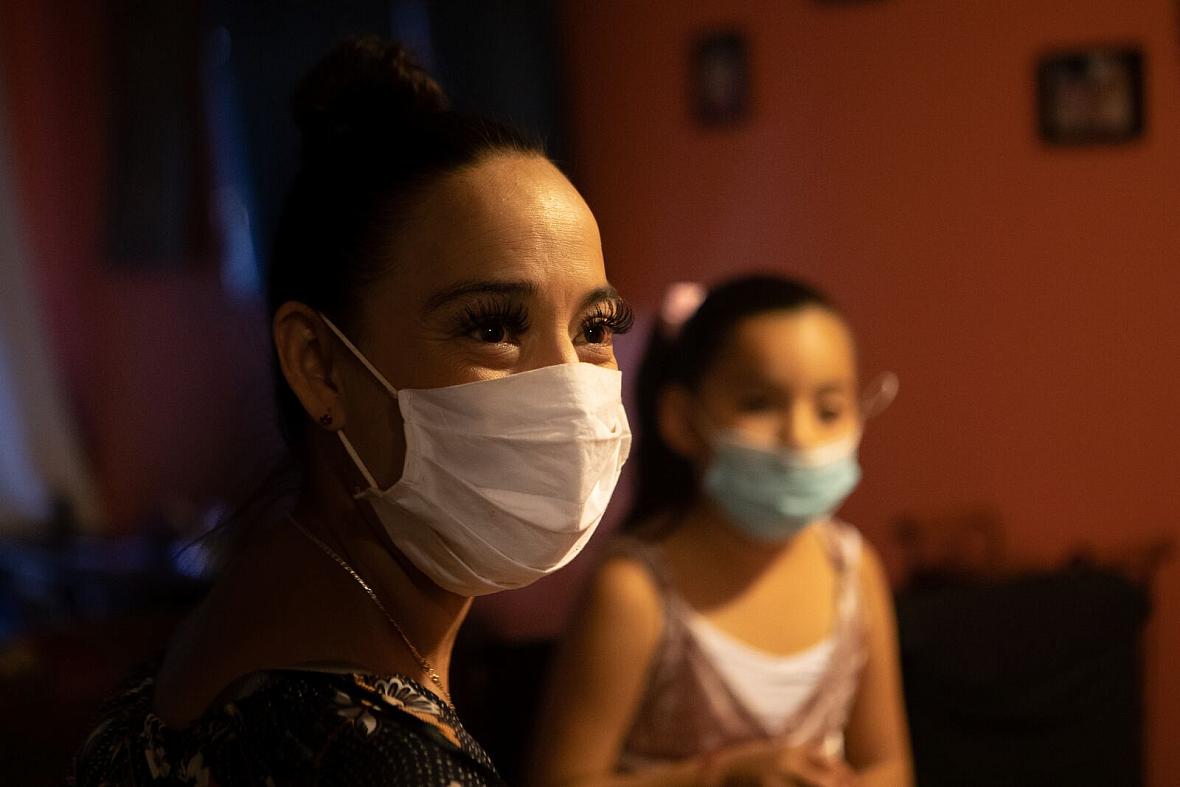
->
578 285 621 311
423 279 538 314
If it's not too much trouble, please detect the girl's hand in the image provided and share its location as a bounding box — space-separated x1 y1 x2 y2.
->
777 746 857 787
703 740 857 787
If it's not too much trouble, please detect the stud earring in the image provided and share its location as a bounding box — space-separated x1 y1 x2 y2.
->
319 412 333 427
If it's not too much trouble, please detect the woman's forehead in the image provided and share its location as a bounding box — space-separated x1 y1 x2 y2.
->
364 155 607 314
419 154 594 241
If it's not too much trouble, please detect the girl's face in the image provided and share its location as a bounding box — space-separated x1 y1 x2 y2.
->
695 306 860 451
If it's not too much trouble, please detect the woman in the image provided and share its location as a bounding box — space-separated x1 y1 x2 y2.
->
529 276 911 786
71 37 632 786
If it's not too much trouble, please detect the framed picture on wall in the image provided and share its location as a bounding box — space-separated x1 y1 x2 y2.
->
1037 46 1144 145
691 31 749 127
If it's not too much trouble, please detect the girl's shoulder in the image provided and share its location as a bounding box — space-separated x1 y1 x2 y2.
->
594 535 670 609
819 517 865 570
821 519 893 627
607 531 667 569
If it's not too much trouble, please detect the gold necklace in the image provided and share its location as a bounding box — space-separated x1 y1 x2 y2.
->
289 516 452 705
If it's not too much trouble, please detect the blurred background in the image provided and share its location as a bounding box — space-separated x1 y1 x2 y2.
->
1 1 1177 785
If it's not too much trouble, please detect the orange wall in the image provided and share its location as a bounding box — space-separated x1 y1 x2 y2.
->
562 1 1180 785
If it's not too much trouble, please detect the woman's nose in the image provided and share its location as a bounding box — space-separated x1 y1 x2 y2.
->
527 330 580 370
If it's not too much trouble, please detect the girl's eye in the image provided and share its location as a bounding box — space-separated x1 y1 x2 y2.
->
737 394 774 412
818 404 845 422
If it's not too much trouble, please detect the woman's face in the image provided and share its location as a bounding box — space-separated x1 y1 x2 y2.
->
335 153 629 486
695 307 859 452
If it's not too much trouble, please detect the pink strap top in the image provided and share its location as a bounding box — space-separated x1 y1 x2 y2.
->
615 520 869 771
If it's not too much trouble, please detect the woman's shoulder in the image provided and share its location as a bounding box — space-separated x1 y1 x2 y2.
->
70 666 501 786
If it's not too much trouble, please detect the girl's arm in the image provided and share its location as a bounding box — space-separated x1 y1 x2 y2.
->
843 543 914 787
525 555 713 786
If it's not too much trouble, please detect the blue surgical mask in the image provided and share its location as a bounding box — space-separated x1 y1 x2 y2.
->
702 431 862 542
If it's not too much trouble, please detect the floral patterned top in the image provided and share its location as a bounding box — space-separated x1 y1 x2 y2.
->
69 666 504 786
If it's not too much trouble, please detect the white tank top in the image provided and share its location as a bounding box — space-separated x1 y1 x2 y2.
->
684 611 837 734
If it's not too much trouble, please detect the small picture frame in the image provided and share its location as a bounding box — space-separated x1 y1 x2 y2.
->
1037 47 1144 145
691 31 750 127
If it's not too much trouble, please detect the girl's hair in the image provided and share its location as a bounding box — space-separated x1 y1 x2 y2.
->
268 35 543 451
623 274 837 535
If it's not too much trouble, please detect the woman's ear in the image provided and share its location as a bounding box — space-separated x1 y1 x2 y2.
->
657 385 708 462
273 302 348 431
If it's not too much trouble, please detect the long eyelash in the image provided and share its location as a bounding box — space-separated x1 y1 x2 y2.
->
457 298 530 335
584 299 636 335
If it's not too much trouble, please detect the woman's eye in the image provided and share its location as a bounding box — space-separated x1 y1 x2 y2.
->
457 301 528 345
582 322 609 345
818 407 844 422
579 300 633 347
475 323 508 343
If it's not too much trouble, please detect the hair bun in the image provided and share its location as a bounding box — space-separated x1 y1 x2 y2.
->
292 36 448 159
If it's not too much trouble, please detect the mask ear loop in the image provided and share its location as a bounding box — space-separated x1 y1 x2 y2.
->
860 371 899 421
318 312 400 400
337 432 382 493
317 312 398 493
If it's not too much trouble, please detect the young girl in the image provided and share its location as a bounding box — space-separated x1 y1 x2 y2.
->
529 276 912 786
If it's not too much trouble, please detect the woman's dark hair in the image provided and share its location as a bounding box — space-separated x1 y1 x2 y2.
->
623 274 837 535
205 37 542 559
268 35 542 451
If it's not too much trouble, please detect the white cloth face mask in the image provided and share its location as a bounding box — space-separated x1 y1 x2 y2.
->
320 314 632 597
